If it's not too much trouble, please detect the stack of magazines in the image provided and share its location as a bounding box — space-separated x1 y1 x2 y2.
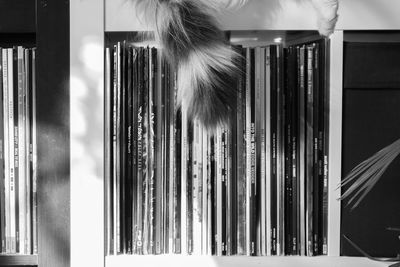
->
105 39 329 256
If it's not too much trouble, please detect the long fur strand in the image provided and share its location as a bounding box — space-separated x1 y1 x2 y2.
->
132 0 241 129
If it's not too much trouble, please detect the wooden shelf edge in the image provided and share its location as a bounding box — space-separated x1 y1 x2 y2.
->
106 255 387 267
0 254 38 266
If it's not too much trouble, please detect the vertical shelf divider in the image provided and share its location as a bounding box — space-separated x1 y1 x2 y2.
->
70 0 105 266
327 30 344 257
36 0 70 266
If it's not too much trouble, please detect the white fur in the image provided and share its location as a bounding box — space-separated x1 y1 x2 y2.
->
311 0 339 36
177 43 237 102
130 0 339 128
177 44 239 122
133 0 339 36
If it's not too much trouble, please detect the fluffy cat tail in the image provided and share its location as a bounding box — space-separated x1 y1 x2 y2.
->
132 0 242 129
311 0 339 36
131 0 339 128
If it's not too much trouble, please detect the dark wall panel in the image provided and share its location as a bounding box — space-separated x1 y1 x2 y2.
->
0 0 36 33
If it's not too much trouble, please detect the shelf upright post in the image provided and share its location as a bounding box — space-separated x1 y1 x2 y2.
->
327 30 343 257
36 0 70 266
70 0 105 266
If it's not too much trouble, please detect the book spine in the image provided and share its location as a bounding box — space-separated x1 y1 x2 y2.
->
254 46 261 256
229 47 239 257
276 45 285 256
11 47 20 254
192 120 202 255
215 128 222 256
111 45 118 254
17 46 26 254
174 106 181 254
162 56 168 254
181 107 188 254
142 47 150 254
306 44 314 256
135 47 144 255
245 47 251 256
290 47 299 256
162 52 168 254
147 47 156 254
321 39 329 256
137 47 144 254
265 46 272 257
121 42 132 254
31 49 37 255
211 136 217 255
155 49 164 255
117 43 123 254
131 48 138 254
207 135 212 255
109 46 116 255
120 42 127 254
221 128 227 255
0 49 5 253
186 121 193 255
167 62 175 253
105 47 112 255
284 47 293 255
226 127 232 255
25 49 32 255
161 57 168 254
202 128 208 255
236 47 246 255
312 43 320 256
125 45 133 254
113 44 120 254
24 48 31 255
318 42 326 256
298 45 306 256
7 48 16 254
270 45 278 256
259 47 267 256
249 48 257 256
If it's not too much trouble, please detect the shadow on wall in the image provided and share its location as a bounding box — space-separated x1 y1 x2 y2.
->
71 36 104 183
70 35 104 266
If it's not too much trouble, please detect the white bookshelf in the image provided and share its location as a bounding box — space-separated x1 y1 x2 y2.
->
106 255 388 267
70 0 400 266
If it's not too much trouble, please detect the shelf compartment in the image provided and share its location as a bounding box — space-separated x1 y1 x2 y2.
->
0 0 36 33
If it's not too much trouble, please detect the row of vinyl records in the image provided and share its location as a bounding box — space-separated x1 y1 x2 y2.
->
105 38 329 256
0 47 38 255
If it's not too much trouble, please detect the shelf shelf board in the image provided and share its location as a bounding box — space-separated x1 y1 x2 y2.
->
106 255 388 267
0 254 38 266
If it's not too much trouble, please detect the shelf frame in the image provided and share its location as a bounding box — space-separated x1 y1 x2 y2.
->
70 0 105 266
106 255 388 267
327 30 344 257
0 254 38 266
37 0 70 266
